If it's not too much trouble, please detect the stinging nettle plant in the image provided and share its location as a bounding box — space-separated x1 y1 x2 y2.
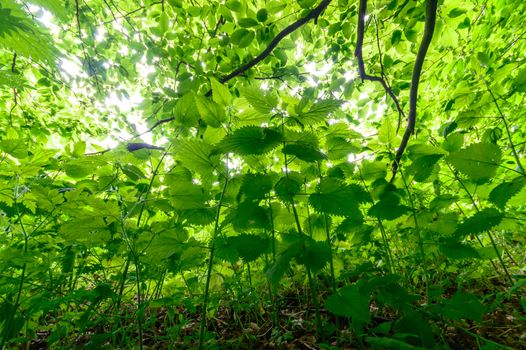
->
0 0 525 349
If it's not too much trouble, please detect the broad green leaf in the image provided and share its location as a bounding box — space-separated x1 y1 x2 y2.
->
378 118 397 145
309 177 369 216
368 193 410 221
238 173 273 201
442 291 485 322
195 96 227 128
231 28 255 48
239 87 278 114
325 284 371 327
168 181 210 209
173 139 220 178
440 241 480 260
174 93 200 127
455 208 503 237
282 142 326 162
295 238 331 272
0 138 28 159
447 143 502 180
216 126 283 155
210 77 232 106
274 173 303 203
296 99 341 125
489 176 526 209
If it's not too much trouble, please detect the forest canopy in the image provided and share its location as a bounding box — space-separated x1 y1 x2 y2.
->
0 0 525 348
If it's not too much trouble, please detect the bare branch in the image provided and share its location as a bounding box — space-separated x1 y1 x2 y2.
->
391 0 439 180
355 0 406 122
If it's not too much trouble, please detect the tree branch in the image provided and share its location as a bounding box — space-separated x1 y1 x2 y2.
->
391 0 438 180
355 0 406 122
217 0 332 85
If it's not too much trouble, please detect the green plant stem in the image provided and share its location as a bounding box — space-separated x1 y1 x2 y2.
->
198 168 229 350
399 168 429 301
1 201 28 349
356 164 394 274
446 164 513 284
486 82 525 176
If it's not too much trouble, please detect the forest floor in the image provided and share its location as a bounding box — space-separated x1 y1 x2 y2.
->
26 277 526 350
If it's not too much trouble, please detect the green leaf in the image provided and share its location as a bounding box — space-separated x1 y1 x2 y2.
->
216 126 283 155
513 68 526 93
282 142 326 162
173 139 220 179
238 173 273 201
296 99 341 125
309 177 369 216
238 18 259 28
440 241 480 260
368 193 410 221
158 12 169 35
378 118 397 145
489 176 526 209
296 238 331 272
274 173 303 203
442 291 485 322
217 234 270 263
256 9 268 22
447 143 502 180
195 96 227 128
0 138 28 159
210 77 232 106
325 284 371 327
455 208 503 237
366 337 425 350
168 181 210 209
174 93 200 127
239 86 278 114
231 28 255 48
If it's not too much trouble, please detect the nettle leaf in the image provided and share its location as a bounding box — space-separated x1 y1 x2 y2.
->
173 139 220 178
296 238 332 272
282 142 326 162
239 86 278 114
274 173 303 203
195 96 227 128
326 137 361 160
489 176 526 209
447 143 502 180
174 92 200 127
216 126 283 155
210 77 232 106
309 178 369 217
216 234 270 263
296 99 341 125
238 173 273 201
442 291 485 322
439 241 480 260
168 181 210 209
455 208 503 237
378 118 397 145
325 284 371 327
368 193 410 221
227 201 270 231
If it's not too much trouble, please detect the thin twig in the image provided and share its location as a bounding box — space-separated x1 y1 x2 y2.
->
391 0 438 180
355 0 406 122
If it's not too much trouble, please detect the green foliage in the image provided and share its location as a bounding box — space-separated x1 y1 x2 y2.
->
216 126 283 155
309 177 369 216
455 208 504 237
0 0 523 348
447 143 502 180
